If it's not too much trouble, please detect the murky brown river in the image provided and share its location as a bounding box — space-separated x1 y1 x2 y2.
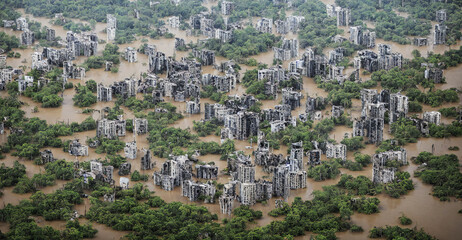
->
1 1 462 239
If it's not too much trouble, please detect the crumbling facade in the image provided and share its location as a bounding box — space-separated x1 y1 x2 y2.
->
124 47 137 63
326 5 351 27
256 18 273 33
69 139 89 156
350 26 376 48
423 111 441 126
141 149 154 170
389 93 408 125
39 150 55 165
182 180 216 203
193 49 215 66
124 141 137 160
196 164 218 179
134 118 148 135
221 1 235 15
219 195 234 215
326 142 347 161
273 38 298 61
154 155 192 191
21 29 35 45
96 117 126 139
273 165 290 199
168 16 180 28
436 9 447 23
46 28 56 41
434 24 448 45
186 99 201 114
118 162 131 176
97 83 112 102
413 38 428 46
223 111 259 140
282 88 302 110
107 14 117 42
372 149 407 184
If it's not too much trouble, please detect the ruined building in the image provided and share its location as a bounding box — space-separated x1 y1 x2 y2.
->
39 150 55 165
134 118 148 135
215 29 233 43
63 61 85 80
97 83 112 102
282 88 302 110
273 38 298 61
308 149 322 165
17 76 34 93
349 26 376 48
219 195 234 215
154 155 192 191
355 50 378 73
286 16 305 33
196 165 218 179
302 48 328 78
21 29 35 45
234 162 256 183
107 14 117 42
328 47 345 65
149 52 168 74
66 31 98 57
16 17 28 31
124 47 137 62
186 98 201 114
332 105 344 118
144 44 157 56
389 93 408 125
372 149 407 184
96 117 126 139
174 38 185 49
436 9 447 23
326 5 351 27
168 16 180 28
69 139 89 156
118 162 131 176
239 183 257 205
91 161 114 184
227 152 252 172
46 28 55 41
377 44 403 71
112 78 136 99
434 24 448 45
413 38 428 46
256 18 273 33
326 142 347 161
221 1 235 15
254 139 285 172
193 49 215 66
273 165 290 199
353 117 384 145
223 111 260 140
288 142 304 172
255 180 273 202
182 180 216 203
141 149 154 170
124 141 137 160
275 20 289 35
423 63 444 83
120 177 129 189
423 111 441 126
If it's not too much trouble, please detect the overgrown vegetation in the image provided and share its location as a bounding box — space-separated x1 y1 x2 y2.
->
413 152 462 201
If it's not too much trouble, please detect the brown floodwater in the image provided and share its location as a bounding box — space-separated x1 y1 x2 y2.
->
1 2 462 240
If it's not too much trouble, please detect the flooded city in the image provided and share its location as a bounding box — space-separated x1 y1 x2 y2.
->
0 0 461 239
